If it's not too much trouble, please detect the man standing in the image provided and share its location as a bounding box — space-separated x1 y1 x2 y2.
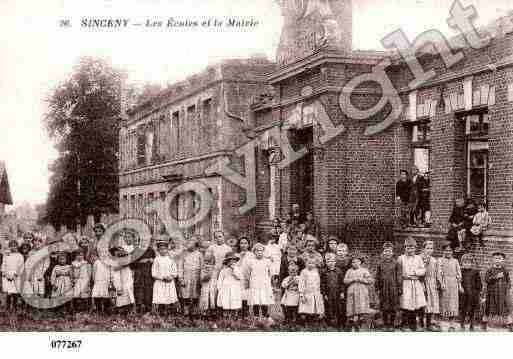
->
395 170 411 229
417 171 430 227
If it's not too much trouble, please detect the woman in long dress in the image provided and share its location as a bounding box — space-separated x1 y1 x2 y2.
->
439 245 462 331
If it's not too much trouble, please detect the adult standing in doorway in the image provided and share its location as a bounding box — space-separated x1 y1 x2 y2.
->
395 170 411 229
409 167 420 226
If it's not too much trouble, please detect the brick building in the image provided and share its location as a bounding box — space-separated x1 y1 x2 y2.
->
250 0 396 254
118 58 275 238
245 1 513 272
391 19 513 272
118 1 513 272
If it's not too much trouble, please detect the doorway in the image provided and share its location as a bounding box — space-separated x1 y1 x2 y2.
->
290 127 314 216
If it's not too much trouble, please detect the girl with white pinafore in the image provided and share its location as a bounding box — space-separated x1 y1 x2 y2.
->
245 243 274 318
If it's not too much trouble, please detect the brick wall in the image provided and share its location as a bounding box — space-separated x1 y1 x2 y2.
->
390 32 513 234
488 67 513 231
253 59 397 253
252 31 513 263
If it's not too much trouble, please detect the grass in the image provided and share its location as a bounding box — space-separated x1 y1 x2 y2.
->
0 310 328 332
1 309 510 332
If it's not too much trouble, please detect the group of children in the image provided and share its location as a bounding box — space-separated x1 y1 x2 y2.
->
1 218 511 332
375 238 511 332
447 199 491 251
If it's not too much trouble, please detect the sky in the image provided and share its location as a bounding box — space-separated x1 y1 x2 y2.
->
0 0 511 208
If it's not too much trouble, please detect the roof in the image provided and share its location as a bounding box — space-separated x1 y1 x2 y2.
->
389 13 513 65
126 56 276 117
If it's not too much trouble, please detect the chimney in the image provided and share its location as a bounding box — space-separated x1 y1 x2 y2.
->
276 0 353 66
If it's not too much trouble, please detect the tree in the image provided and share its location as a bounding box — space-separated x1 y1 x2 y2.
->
42 56 123 230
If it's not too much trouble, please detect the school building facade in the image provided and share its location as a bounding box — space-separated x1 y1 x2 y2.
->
118 1 513 271
118 58 276 239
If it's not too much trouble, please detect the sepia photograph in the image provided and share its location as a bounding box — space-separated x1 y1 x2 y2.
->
1 0 513 346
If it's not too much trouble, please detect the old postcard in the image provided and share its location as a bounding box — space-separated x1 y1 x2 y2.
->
1 0 513 351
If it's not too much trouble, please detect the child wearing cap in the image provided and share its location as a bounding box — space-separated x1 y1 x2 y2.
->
321 253 346 329
421 240 442 331
216 251 242 319
71 250 92 313
152 241 178 316
179 238 203 318
245 243 274 318
439 245 462 331
483 252 511 331
1 240 25 312
344 253 373 331
375 242 401 331
459 254 482 331
398 237 426 331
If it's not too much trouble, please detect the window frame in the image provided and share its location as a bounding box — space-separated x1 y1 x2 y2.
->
459 109 490 203
406 117 432 173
